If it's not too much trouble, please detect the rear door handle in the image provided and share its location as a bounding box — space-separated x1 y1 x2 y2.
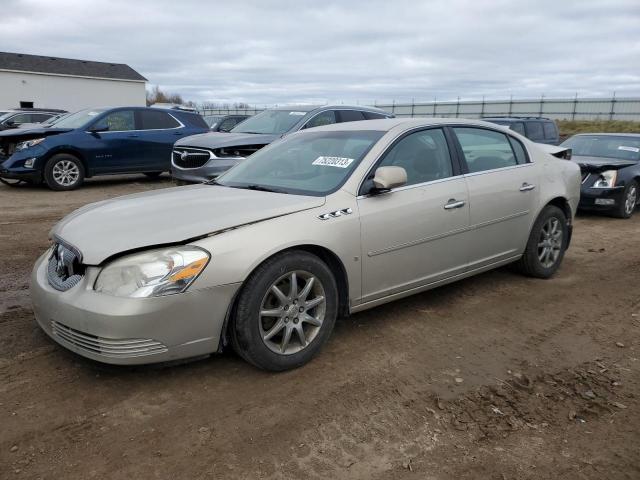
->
520 182 536 192
444 199 466 210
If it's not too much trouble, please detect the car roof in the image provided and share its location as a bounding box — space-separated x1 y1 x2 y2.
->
571 133 640 138
269 104 390 114
306 117 509 132
482 116 552 122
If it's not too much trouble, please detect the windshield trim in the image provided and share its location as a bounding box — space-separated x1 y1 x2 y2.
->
230 109 310 135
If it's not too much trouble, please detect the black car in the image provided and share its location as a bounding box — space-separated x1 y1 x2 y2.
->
482 116 560 145
561 133 640 218
0 108 67 131
203 114 250 132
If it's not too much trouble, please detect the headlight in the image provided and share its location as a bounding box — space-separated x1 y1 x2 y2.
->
94 246 210 298
16 138 45 151
592 170 617 188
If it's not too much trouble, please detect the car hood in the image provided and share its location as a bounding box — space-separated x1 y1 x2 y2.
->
0 127 72 139
175 131 280 149
51 184 325 265
572 155 637 172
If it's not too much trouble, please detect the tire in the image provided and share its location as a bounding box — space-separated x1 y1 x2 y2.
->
230 250 338 371
612 181 637 219
43 154 85 191
144 172 163 179
515 205 568 278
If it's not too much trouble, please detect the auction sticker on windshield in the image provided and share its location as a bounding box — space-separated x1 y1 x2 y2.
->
289 112 306 116
618 146 640 153
312 156 354 168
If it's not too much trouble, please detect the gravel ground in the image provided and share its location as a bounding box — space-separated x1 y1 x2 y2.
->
1 175 639 479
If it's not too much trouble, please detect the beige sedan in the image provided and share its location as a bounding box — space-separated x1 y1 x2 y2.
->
31 118 581 371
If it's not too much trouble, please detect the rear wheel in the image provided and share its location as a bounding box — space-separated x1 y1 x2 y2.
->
612 181 637 219
230 251 338 371
515 205 568 278
44 154 84 190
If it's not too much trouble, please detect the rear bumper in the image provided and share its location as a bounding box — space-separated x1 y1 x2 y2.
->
578 186 625 211
171 158 240 183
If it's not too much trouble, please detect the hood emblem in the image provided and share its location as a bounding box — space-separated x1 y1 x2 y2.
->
180 151 189 160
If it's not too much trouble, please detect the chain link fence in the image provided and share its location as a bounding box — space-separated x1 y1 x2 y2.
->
198 96 640 121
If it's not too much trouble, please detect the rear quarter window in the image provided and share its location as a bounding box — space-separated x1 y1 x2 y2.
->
338 110 366 122
543 121 558 140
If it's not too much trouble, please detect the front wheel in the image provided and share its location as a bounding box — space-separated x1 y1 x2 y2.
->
44 154 85 190
515 205 568 278
613 181 637 219
230 251 338 371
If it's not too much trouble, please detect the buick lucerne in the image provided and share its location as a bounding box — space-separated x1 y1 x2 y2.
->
31 118 581 371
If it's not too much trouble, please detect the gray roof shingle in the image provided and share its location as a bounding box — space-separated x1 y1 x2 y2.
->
0 52 147 81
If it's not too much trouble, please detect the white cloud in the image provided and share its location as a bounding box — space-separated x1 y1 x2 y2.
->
0 0 638 105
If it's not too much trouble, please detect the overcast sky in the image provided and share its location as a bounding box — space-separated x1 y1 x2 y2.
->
1 0 638 105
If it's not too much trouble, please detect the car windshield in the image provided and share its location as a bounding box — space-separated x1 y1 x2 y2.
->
215 130 384 196
52 108 109 129
230 109 309 135
562 135 640 161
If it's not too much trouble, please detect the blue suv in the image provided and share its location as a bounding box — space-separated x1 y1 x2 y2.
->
0 106 209 190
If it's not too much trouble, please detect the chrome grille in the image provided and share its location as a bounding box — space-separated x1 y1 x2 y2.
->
47 243 84 291
51 321 168 358
172 147 212 169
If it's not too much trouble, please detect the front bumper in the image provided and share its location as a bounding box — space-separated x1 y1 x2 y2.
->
30 252 241 365
171 158 241 183
0 166 42 183
578 186 625 211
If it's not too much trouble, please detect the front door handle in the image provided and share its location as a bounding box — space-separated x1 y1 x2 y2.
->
520 182 536 192
444 199 466 210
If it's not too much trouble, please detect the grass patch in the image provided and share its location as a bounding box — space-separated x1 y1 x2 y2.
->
558 120 640 137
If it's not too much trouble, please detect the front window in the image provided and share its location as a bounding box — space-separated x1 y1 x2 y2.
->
53 108 109 129
562 135 640 161
216 130 384 196
231 109 309 135
91 110 135 131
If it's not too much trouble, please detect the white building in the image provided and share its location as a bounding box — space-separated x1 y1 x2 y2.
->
0 52 147 112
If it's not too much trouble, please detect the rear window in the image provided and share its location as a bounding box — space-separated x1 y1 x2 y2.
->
510 122 525 135
363 111 389 120
338 110 366 122
525 122 544 141
139 110 180 129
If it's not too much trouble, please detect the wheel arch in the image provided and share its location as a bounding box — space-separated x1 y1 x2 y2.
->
217 243 351 352
42 147 89 176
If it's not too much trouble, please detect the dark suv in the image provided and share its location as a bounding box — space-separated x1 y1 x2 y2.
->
0 108 67 131
172 105 393 183
482 117 560 145
0 106 209 190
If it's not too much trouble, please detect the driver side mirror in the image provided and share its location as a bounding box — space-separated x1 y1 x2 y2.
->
372 166 407 191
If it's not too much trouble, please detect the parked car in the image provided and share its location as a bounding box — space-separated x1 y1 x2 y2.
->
203 114 250 132
31 118 580 370
483 117 560 145
0 106 209 190
14 112 68 130
171 105 393 184
561 133 640 218
0 108 68 131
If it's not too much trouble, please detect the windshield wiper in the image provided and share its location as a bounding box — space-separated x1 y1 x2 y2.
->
234 184 284 193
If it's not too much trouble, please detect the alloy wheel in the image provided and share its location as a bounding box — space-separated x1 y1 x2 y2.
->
259 270 326 355
52 160 80 187
537 217 563 269
625 185 637 216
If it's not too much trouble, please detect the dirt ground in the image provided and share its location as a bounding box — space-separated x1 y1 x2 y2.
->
1 175 639 480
